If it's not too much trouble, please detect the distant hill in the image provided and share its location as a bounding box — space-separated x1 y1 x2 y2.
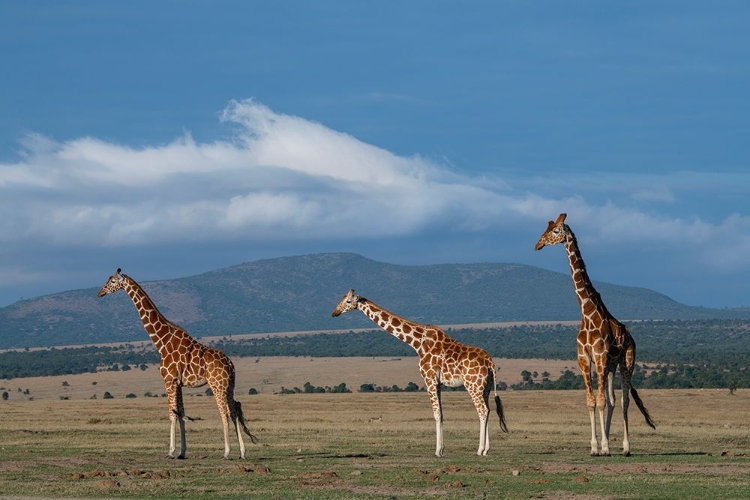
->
1 252 748 349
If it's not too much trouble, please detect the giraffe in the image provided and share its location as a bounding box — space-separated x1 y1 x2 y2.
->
332 289 508 457
97 268 258 459
535 213 655 456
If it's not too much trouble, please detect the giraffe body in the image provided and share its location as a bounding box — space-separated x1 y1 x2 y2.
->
535 214 655 456
98 269 258 459
332 289 508 457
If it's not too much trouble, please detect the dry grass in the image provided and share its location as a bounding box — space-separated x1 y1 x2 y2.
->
1 356 577 400
1 385 750 499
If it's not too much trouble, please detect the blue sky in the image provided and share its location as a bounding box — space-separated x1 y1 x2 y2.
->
1 1 749 309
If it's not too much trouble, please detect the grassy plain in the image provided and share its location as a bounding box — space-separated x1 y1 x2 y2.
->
1 356 579 400
1 383 749 499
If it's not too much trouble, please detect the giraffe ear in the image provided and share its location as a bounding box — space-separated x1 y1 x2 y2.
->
556 213 567 224
546 220 555 230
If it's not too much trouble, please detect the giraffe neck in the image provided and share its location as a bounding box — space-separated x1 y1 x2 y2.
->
358 300 426 352
563 229 607 316
122 276 179 357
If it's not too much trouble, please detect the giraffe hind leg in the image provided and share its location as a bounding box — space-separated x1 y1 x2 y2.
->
471 384 491 456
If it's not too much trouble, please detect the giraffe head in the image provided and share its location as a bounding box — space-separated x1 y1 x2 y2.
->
331 289 363 317
98 268 127 297
534 213 569 250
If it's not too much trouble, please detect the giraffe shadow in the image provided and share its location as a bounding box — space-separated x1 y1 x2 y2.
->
641 451 716 457
301 452 388 459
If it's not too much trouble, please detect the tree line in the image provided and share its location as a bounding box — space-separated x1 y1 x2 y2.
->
1 319 749 389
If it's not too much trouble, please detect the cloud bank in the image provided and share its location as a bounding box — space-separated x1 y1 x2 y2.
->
1 98 749 274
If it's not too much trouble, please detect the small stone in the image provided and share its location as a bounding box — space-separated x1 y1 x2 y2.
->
574 476 589 483
512 469 521 477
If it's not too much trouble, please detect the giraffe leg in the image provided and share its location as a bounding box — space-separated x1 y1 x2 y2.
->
604 367 616 446
578 356 598 456
228 395 247 459
595 361 610 456
166 383 187 459
620 360 634 456
212 389 232 459
425 379 444 458
470 383 491 456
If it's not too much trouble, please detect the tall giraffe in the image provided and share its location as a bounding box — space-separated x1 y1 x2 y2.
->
332 289 508 457
535 213 655 456
97 268 258 459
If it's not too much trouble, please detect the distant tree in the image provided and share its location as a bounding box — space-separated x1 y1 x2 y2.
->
62 380 69 387
404 381 420 392
125 393 137 398
330 383 351 393
205 388 213 396
358 383 376 393
139 364 148 371
103 391 114 399
248 388 258 395
2 391 8 401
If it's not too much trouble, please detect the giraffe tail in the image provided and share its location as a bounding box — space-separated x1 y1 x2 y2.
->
494 395 509 433
235 400 260 444
630 387 656 429
491 364 509 433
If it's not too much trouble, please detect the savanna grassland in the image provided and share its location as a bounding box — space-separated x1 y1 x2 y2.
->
1 383 749 499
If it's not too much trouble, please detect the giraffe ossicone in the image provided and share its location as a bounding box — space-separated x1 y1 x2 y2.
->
535 213 655 456
332 289 508 457
98 268 258 460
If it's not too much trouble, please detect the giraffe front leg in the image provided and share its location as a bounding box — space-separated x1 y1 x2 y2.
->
426 380 444 458
166 383 187 459
579 358 598 456
596 369 610 457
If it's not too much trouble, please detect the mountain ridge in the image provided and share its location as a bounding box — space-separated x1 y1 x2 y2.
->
1 252 748 349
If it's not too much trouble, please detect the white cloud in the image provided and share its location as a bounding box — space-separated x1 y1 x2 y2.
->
1 98 749 278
